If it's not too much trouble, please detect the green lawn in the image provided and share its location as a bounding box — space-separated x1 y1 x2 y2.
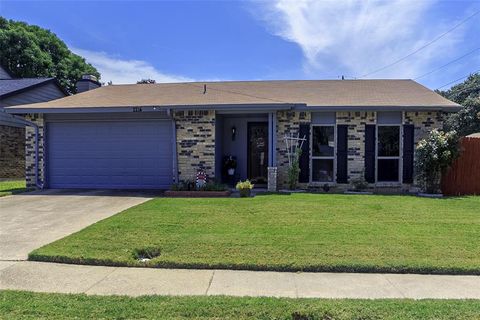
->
1 291 480 320
0 179 26 197
29 194 480 274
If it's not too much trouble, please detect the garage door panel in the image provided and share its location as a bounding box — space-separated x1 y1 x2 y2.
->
47 120 173 189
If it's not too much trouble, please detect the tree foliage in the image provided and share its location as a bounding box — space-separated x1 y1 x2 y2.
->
438 73 480 137
415 129 459 194
137 79 156 84
0 17 100 94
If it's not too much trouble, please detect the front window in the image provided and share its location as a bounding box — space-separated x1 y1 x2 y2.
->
377 126 400 182
311 126 335 182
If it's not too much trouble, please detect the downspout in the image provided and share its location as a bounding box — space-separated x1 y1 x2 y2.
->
167 108 179 183
12 115 44 189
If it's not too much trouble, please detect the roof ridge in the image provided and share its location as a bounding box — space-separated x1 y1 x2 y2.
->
107 79 415 87
0 77 55 81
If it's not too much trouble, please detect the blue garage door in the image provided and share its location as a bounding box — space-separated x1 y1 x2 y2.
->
47 120 173 189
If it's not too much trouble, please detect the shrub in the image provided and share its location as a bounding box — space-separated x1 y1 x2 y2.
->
170 181 228 191
287 149 302 190
170 180 195 191
351 171 368 191
200 182 229 191
236 180 254 197
415 129 459 193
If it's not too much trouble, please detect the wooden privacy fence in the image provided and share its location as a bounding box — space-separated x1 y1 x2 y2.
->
441 136 480 196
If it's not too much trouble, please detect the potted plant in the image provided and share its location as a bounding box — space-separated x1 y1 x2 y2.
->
224 156 237 176
236 180 254 197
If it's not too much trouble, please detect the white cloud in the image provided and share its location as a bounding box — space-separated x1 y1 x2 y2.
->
255 0 465 79
72 48 194 84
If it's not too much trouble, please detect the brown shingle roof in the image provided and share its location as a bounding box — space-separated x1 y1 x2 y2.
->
5 79 459 110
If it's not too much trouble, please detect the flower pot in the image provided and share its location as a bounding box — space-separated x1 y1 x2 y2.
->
227 168 235 176
239 188 251 198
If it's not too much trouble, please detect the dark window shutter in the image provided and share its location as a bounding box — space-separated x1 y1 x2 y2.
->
365 125 376 183
402 124 415 183
298 124 310 183
336 125 348 183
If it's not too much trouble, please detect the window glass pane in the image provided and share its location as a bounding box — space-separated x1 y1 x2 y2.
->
311 112 336 124
312 159 334 182
312 126 334 157
378 159 399 182
377 112 402 124
378 126 399 156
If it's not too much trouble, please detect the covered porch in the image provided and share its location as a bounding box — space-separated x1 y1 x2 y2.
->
215 111 277 188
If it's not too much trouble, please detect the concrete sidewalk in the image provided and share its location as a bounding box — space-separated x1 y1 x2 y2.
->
1 261 480 299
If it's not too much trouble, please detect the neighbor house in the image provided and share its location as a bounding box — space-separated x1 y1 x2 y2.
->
5 79 460 191
0 65 68 178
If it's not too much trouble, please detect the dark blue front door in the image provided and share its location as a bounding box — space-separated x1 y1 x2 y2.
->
47 120 173 189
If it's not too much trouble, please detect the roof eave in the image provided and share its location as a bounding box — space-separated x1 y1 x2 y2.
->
4 103 297 114
0 78 69 99
300 105 462 112
5 103 461 114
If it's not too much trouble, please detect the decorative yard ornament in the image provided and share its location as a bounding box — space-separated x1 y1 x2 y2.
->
284 132 306 167
196 170 208 189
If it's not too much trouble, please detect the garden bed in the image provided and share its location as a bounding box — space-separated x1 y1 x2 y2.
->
164 190 231 197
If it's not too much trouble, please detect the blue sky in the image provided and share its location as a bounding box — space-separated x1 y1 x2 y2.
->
0 0 479 89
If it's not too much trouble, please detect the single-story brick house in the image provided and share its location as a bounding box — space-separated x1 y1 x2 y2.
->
5 79 459 191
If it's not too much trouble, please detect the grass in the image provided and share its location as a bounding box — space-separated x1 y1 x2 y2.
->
0 179 26 197
29 194 480 274
1 290 480 319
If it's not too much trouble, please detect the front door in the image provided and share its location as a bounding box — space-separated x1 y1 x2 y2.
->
247 122 268 185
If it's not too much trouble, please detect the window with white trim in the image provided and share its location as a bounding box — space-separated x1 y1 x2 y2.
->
311 125 335 182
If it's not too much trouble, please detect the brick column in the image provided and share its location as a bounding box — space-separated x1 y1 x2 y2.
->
174 110 216 183
267 166 277 191
25 114 45 189
336 111 376 182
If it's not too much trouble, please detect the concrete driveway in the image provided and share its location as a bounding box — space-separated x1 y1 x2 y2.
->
0 189 152 260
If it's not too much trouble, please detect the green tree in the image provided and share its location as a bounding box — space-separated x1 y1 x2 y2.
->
438 73 480 137
415 129 459 194
0 17 100 93
137 79 156 84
